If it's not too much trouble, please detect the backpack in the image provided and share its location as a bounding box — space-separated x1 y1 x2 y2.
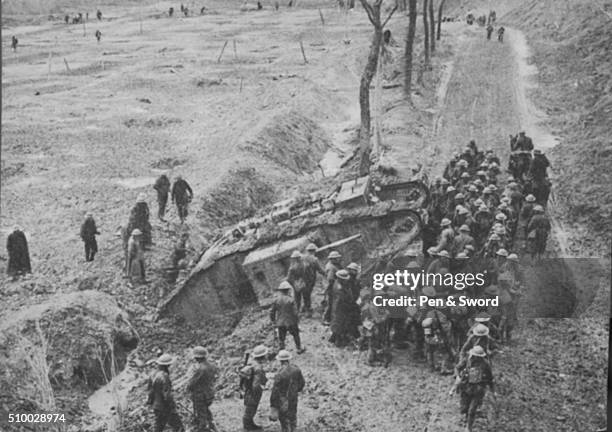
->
467 365 485 384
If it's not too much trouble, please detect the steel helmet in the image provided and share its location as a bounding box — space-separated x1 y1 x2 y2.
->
469 346 487 357
328 251 341 259
131 228 143 236
422 317 434 328
440 218 452 227
455 252 468 259
277 281 293 291
495 213 507 221
468 185 478 192
437 250 450 258
347 262 360 271
446 186 456 193
507 253 519 262
474 312 491 323
496 248 509 257
137 193 147 202
473 324 489 337
525 194 536 202
290 250 302 259
336 269 350 280
192 346 207 359
406 261 421 270
156 354 174 366
251 345 269 359
459 224 470 232
277 350 292 361
455 193 465 200
457 206 469 215
427 246 438 256
533 205 545 213
461 172 470 179
306 243 317 251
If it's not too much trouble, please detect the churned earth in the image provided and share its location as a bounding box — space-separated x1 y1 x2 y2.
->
1 1 609 432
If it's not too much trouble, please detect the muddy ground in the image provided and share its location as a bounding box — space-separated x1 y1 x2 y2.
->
1 1 610 432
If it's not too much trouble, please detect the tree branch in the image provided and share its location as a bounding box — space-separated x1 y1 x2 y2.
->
382 4 398 27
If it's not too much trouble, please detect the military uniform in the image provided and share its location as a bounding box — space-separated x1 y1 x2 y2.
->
301 253 324 312
286 260 306 312
80 216 100 261
186 360 217 432
241 361 267 430
147 369 184 432
270 364 305 432
455 355 494 431
323 261 341 323
127 201 152 247
171 178 194 223
154 175 171 220
270 291 302 351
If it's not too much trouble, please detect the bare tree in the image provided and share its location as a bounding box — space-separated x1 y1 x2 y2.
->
429 0 435 52
404 0 417 97
423 0 430 64
436 0 446 40
357 0 398 175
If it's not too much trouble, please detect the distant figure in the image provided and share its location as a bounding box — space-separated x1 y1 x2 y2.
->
497 26 505 42
169 7 174 17
11 36 18 52
275 1 279 10
65 15 70 24
86 12 89 21
184 7 189 16
80 213 100 262
126 229 146 283
200 6 207 14
486 24 493 40
6 226 31 278
153 174 171 221
78 12 83 22
257 1 263 9
288 0 293 7
171 176 194 224
180 3 185 12
383 29 391 44
127 193 153 247
96 9 102 20
488 10 496 24
95 30 102 43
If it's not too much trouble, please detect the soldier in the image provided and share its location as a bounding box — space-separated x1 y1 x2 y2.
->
146 354 184 432
270 282 305 353
269 350 305 432
452 346 495 432
360 291 391 366
186 346 217 432
127 229 146 283
96 9 102 20
95 30 102 43
240 345 269 431
323 250 342 325
453 225 474 257
330 269 354 347
497 26 505 42
421 287 454 374
426 249 450 274
11 35 18 52
171 176 194 224
169 7 174 16
529 149 550 184
301 243 324 316
80 213 100 262
346 262 362 339
527 205 550 260
515 131 533 151
459 323 499 360
6 226 31 278
434 218 454 253
286 251 306 312
486 23 494 40
65 14 70 23
154 174 171 221
128 193 152 247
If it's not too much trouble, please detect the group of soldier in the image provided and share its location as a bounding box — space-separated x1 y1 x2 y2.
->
5 174 194 288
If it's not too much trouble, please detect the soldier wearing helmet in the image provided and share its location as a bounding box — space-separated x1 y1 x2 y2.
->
146 354 184 432
186 346 218 432
127 228 146 283
286 251 307 312
527 205 551 260
323 251 342 325
269 350 305 432
460 323 500 360
300 243 324 316
270 282 305 354
240 345 269 430
329 269 354 347
452 345 495 432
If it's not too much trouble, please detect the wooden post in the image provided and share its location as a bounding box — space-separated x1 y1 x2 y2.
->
239 77 243 93
217 40 229 63
319 9 325 25
233 40 237 59
139 3 143 34
299 40 308 64
47 50 52 80
83 19 86 36
63 58 71 73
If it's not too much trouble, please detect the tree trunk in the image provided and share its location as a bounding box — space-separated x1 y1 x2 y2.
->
358 26 384 175
436 0 446 40
429 0 435 52
404 0 417 97
423 0 430 64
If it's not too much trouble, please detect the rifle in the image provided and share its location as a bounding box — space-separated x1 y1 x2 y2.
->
448 374 463 396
